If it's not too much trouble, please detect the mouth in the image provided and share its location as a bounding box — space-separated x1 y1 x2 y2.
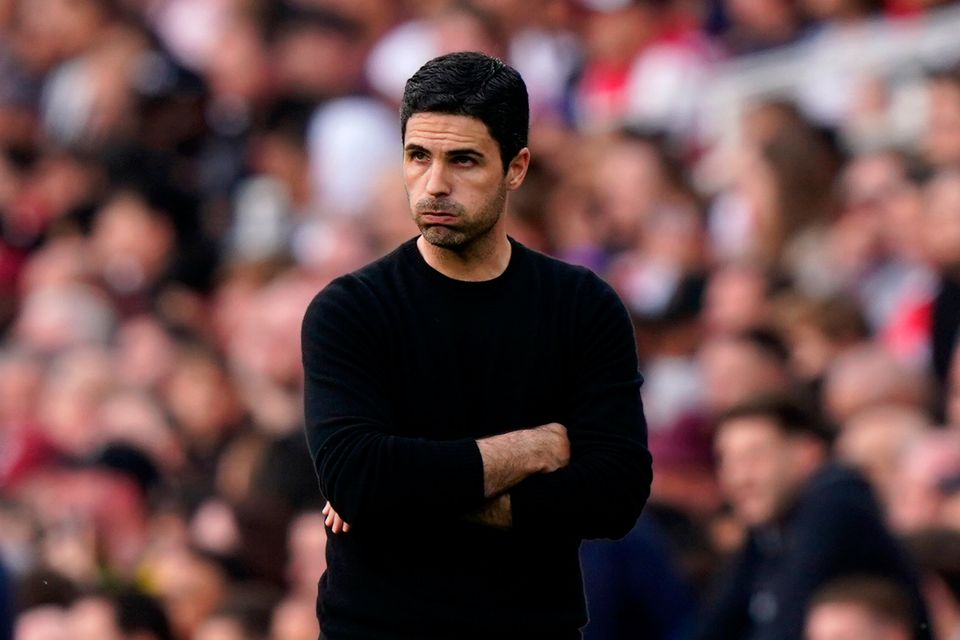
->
420 212 458 224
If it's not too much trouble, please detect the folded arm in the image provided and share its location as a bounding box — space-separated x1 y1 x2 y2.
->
303 280 570 530
506 274 652 540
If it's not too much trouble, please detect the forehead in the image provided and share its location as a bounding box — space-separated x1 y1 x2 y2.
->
716 415 783 451
403 112 497 151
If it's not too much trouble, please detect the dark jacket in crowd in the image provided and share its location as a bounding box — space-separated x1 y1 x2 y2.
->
695 463 932 640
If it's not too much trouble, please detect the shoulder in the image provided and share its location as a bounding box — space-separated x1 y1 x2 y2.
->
516 241 620 303
792 463 880 526
303 240 413 328
803 463 872 501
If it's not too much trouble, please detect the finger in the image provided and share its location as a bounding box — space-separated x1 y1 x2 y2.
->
342 521 351 533
325 512 334 527
333 514 344 534
322 503 330 515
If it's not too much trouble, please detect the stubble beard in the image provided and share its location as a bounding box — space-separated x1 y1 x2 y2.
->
413 181 507 251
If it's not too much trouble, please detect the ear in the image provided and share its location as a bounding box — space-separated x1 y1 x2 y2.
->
505 147 530 191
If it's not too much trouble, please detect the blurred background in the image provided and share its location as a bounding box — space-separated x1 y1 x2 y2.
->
3 0 960 638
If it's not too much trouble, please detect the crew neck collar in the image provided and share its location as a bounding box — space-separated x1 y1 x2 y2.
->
404 235 523 292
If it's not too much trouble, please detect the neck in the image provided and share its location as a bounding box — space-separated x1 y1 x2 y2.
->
417 230 512 282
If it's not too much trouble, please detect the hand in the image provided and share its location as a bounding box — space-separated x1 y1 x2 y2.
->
322 502 351 534
532 422 570 473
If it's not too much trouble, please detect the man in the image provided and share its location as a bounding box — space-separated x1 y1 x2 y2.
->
696 394 930 640
805 576 916 640
301 51 652 639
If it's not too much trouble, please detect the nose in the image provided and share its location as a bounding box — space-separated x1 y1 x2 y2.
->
425 160 451 197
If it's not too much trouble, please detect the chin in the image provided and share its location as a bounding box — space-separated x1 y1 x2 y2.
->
421 226 467 248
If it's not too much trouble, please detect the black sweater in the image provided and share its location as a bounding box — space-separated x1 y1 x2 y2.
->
301 237 652 639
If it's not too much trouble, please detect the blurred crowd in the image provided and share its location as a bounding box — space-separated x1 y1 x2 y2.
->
2 0 960 639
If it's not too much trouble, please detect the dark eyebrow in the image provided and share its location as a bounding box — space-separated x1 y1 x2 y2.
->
404 144 485 160
446 148 483 158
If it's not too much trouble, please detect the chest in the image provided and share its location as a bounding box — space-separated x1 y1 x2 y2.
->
381 290 577 439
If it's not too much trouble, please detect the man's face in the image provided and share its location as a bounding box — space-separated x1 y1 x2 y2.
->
699 340 787 414
403 112 523 251
923 172 960 271
715 416 808 526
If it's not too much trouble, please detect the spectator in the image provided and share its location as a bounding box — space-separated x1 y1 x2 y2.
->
822 345 930 424
771 292 869 395
698 329 793 416
697 394 929 640
887 431 960 534
836 404 931 508
923 170 960 392
921 68 960 170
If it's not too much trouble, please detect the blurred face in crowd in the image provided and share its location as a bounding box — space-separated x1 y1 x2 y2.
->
38 346 114 457
822 346 926 424
923 79 960 168
699 337 789 414
90 191 175 295
162 350 241 449
114 316 176 391
715 416 825 526
15 606 69 640
592 139 665 243
286 512 328 597
17 0 109 63
403 112 529 251
67 596 121 640
888 433 960 533
841 153 928 262
149 547 226 640
273 22 364 99
728 0 797 37
836 405 928 507
270 597 320 640
922 171 960 274
703 264 769 335
806 601 911 640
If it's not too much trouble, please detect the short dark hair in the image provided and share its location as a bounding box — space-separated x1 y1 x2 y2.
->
808 575 916 631
400 51 529 172
716 393 833 444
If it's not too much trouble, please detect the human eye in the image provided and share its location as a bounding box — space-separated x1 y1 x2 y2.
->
407 149 428 162
452 154 478 167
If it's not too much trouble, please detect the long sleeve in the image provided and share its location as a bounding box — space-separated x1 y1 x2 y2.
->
509 274 652 539
301 277 486 528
